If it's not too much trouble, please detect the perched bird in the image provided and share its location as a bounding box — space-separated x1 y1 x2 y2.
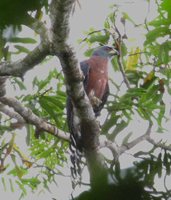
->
67 46 118 154
67 46 118 179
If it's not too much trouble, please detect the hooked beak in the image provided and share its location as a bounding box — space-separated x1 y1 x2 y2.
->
109 48 120 57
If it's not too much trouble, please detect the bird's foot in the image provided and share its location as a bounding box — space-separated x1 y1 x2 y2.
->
90 96 102 107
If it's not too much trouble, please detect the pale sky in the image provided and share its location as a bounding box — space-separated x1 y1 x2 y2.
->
1 1 163 200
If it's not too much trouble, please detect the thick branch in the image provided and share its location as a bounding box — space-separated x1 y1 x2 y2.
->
0 42 50 77
50 0 106 185
0 103 25 126
50 0 100 151
0 97 69 141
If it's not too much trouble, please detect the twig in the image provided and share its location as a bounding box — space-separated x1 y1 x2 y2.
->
147 137 171 151
113 23 130 89
0 96 70 141
117 55 130 89
119 122 152 154
33 163 70 177
144 0 150 32
99 140 119 158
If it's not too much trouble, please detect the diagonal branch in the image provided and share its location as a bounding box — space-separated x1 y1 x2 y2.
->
147 137 171 151
50 0 100 152
119 122 152 154
0 96 69 141
102 122 171 164
117 122 152 155
50 0 106 186
101 122 152 158
0 103 25 129
0 42 50 78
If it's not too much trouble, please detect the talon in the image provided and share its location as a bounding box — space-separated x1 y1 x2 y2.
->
88 90 102 106
90 96 102 107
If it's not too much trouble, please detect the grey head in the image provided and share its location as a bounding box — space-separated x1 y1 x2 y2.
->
92 46 119 58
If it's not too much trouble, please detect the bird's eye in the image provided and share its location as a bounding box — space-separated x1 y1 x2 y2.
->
106 47 112 51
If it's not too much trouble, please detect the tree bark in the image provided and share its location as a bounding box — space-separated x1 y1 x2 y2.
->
50 0 108 186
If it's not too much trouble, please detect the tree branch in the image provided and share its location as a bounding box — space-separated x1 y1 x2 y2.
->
50 0 107 186
0 96 69 141
147 137 171 151
50 0 100 152
0 104 24 122
100 122 152 160
117 53 130 89
110 17 130 89
0 103 25 129
119 122 152 154
0 42 50 78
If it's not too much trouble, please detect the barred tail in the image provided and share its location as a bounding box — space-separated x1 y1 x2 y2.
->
66 97 83 182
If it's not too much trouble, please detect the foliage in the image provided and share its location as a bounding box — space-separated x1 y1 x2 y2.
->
0 0 171 199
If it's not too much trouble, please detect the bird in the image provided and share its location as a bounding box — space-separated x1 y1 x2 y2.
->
66 46 118 177
67 46 118 150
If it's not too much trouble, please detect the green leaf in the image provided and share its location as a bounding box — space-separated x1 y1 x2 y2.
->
145 27 169 45
104 20 110 29
122 132 133 145
9 37 37 44
149 18 169 27
1 177 6 191
8 167 28 178
32 69 61 91
122 12 136 25
14 45 30 54
9 178 15 192
88 34 110 44
109 120 128 140
157 153 162 178
161 0 171 15
15 180 27 195
108 13 115 24
42 96 64 109
39 96 65 127
159 42 169 64
38 80 50 91
12 77 26 90
164 152 171 175
121 42 127 56
21 178 41 190
26 124 33 146
102 113 119 133
111 57 119 71
157 104 165 127
84 48 94 57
